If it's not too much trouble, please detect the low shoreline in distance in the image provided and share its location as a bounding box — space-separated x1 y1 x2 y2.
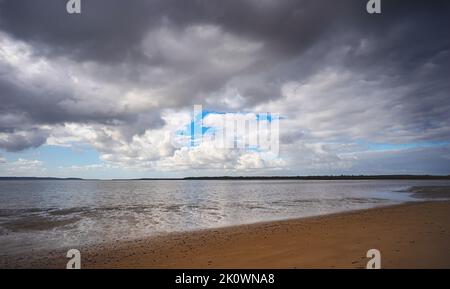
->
176 175 450 180
0 177 84 181
1 175 450 181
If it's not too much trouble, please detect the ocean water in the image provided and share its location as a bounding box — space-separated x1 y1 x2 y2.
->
0 179 449 256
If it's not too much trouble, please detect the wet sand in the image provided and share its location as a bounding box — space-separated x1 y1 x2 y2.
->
2 200 450 269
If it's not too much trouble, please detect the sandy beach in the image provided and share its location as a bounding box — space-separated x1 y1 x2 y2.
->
2 200 450 269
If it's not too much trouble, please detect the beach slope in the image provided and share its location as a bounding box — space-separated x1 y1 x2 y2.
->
2 201 450 268
46 202 450 268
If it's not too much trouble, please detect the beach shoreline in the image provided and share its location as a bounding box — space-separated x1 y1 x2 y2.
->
2 200 450 269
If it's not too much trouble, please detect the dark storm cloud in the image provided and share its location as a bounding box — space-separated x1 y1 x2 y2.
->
0 0 449 156
0 75 161 127
0 61 166 151
0 0 156 62
0 128 49 152
0 0 354 108
1 0 448 62
0 0 311 62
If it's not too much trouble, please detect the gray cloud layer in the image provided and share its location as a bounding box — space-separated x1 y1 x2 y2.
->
0 0 449 173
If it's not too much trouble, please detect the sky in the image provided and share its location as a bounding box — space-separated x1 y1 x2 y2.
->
0 0 449 178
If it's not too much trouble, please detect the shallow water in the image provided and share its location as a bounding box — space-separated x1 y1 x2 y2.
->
0 179 449 255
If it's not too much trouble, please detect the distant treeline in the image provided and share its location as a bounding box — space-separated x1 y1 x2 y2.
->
1 175 450 181
169 175 450 180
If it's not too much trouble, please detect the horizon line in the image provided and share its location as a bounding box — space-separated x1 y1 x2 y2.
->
1 174 450 181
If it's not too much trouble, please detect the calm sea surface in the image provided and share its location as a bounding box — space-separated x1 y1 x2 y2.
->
0 179 449 255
